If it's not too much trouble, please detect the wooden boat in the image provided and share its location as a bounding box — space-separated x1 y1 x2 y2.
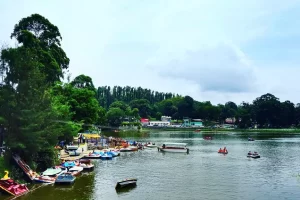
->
55 173 76 184
115 178 137 189
0 171 29 197
158 143 189 153
68 166 83 176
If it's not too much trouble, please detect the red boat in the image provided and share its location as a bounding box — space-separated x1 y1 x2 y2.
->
0 171 29 197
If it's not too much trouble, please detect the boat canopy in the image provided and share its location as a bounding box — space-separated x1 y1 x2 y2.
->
82 133 100 139
163 142 187 146
42 168 62 176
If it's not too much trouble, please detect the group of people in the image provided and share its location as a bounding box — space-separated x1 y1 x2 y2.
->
218 147 228 153
248 151 258 155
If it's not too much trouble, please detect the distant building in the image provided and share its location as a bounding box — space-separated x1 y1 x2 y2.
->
161 116 172 122
182 118 203 127
140 118 149 126
149 121 170 127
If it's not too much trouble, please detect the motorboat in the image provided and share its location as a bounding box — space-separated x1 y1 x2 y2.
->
55 173 76 184
158 143 189 153
248 137 255 141
115 178 137 189
0 171 29 197
68 166 83 176
247 152 260 159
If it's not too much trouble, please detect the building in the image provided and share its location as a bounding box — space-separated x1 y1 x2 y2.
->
182 118 203 127
161 116 172 122
140 118 149 126
149 121 170 127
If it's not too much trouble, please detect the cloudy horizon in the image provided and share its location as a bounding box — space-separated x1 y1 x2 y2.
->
1 0 300 105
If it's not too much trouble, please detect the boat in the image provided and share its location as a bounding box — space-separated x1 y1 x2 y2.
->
68 150 81 156
62 161 76 168
157 143 189 153
204 136 212 140
65 145 79 151
115 178 137 189
12 154 38 181
68 166 83 176
75 159 94 171
100 152 113 160
35 167 65 184
144 143 157 148
55 173 76 184
84 153 101 159
248 137 255 141
247 152 260 159
0 171 29 197
195 129 201 132
119 147 138 152
218 148 228 154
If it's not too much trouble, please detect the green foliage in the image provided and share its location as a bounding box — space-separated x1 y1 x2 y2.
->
106 108 125 127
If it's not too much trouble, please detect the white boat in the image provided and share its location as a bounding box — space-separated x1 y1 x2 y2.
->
145 143 157 148
158 143 189 153
68 166 83 176
66 145 78 151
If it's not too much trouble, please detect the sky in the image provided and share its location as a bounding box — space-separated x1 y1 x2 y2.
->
1 0 300 105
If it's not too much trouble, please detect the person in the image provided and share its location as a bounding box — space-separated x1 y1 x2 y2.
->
248 151 252 155
219 148 222 152
162 144 166 149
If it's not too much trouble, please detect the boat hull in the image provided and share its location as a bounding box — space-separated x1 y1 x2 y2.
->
0 179 29 197
115 179 137 189
158 148 188 153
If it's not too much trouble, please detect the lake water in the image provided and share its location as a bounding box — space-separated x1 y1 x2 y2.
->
4 131 300 200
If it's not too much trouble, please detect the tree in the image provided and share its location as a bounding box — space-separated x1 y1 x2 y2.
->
129 99 151 118
106 108 125 127
71 74 95 91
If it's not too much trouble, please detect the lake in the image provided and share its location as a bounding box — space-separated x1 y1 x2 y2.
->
4 131 300 200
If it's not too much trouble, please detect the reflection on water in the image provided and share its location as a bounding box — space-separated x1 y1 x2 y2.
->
1 132 300 200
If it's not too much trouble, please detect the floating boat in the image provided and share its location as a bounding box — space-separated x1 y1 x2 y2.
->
12 154 38 181
35 167 65 184
75 159 94 171
68 166 83 176
248 138 255 141
115 178 137 189
84 153 101 159
62 161 76 168
158 143 189 153
218 150 228 154
247 152 260 159
0 171 29 197
204 136 212 140
144 143 157 148
99 152 113 160
195 129 201 132
68 150 81 156
55 173 76 184
119 146 138 152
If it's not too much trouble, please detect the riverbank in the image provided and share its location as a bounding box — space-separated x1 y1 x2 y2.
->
141 127 300 133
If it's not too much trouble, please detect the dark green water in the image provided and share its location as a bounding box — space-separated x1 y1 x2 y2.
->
3 131 300 200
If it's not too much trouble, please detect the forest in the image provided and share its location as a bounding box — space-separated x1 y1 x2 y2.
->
0 14 299 168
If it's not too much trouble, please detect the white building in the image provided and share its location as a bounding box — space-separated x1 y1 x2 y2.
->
161 116 172 122
148 121 170 127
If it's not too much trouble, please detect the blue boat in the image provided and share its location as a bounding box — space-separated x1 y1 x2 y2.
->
62 161 76 168
100 152 113 160
108 151 119 157
55 173 76 184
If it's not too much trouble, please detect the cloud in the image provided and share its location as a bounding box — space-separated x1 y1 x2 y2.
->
152 43 257 93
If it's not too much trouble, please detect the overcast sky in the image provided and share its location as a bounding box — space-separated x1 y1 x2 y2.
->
1 0 300 105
